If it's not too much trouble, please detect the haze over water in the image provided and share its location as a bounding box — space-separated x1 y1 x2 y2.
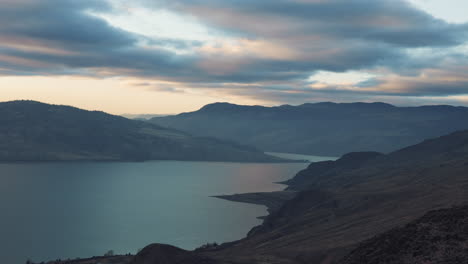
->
0 155 333 264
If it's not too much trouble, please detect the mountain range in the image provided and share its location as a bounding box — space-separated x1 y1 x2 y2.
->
0 101 283 162
151 102 468 156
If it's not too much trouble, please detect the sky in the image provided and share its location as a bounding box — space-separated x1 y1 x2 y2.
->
0 0 468 114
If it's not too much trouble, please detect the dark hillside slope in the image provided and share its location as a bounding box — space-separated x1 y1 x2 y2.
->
283 130 468 191
0 101 283 162
283 152 383 190
342 206 468 264
151 102 468 156
132 244 216 264
202 130 468 263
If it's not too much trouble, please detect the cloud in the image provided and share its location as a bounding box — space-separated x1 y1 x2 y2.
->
156 0 468 82
0 0 203 79
166 0 468 48
0 0 468 105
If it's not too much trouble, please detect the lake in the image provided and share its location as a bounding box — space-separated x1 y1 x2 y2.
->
0 154 334 264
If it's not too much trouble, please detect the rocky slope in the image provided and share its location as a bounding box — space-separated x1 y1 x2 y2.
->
151 102 468 156
342 206 468 264
0 100 284 162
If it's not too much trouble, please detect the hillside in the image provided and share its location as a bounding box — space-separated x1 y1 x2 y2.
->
0 101 284 162
151 102 468 156
282 151 383 190
199 130 468 263
342 206 468 264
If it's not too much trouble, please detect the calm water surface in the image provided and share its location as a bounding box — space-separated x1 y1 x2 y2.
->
0 155 334 263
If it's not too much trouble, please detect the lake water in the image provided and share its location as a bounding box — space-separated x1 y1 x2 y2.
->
0 154 334 264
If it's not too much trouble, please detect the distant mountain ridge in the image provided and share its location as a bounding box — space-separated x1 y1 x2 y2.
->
151 102 468 156
0 100 284 162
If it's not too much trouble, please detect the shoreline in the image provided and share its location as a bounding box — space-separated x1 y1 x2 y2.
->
212 191 298 219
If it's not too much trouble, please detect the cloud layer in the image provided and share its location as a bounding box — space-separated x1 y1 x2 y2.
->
1 0 468 105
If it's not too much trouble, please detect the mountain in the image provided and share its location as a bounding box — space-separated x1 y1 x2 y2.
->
342 205 468 264
197 130 468 263
121 114 170 120
0 100 284 162
151 102 468 156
